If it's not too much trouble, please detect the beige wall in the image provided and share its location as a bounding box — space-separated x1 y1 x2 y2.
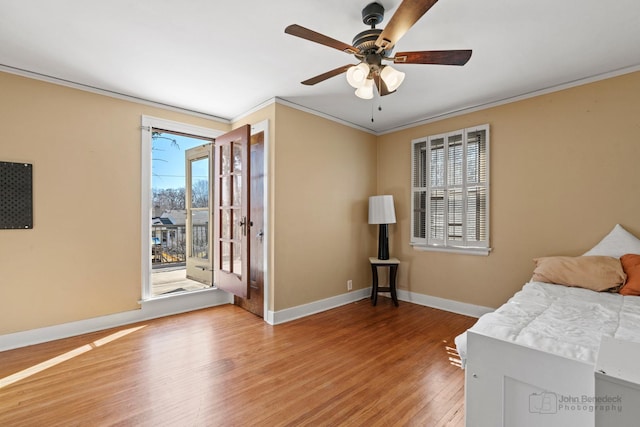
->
2 66 639 336
269 104 377 310
234 104 378 312
0 71 377 335
0 72 229 334
377 71 640 308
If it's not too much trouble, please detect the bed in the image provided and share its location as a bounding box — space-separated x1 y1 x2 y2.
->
455 224 640 427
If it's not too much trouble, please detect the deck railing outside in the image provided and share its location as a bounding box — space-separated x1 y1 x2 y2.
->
152 223 208 267
152 224 186 266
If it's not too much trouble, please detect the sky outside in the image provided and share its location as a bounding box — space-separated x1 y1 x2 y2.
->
152 133 209 190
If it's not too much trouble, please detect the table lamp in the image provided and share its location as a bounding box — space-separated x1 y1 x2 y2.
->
369 195 396 260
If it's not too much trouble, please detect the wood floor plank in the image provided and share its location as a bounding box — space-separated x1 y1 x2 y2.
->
0 298 476 426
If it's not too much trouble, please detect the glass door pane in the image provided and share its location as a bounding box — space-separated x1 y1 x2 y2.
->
185 145 213 286
214 125 250 298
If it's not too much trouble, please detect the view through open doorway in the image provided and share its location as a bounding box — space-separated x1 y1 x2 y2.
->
151 130 214 296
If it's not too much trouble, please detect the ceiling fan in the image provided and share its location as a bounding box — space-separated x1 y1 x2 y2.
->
284 0 472 99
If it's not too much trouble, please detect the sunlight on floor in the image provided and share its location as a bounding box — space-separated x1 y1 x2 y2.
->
0 325 146 389
445 344 463 368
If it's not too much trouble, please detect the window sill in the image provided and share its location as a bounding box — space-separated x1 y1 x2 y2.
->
140 286 219 303
411 244 492 256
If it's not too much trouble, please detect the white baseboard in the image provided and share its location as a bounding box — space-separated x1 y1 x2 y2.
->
268 288 371 325
1 287 491 351
0 288 232 352
268 287 493 325
397 289 494 318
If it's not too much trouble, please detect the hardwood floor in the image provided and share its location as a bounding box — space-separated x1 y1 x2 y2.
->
0 298 476 426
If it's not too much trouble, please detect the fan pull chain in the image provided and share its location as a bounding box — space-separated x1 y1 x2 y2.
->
371 75 383 122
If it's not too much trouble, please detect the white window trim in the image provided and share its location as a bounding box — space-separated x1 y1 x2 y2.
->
411 243 492 256
140 116 224 301
411 124 491 256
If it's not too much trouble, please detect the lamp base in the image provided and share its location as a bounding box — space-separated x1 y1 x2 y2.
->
377 223 389 260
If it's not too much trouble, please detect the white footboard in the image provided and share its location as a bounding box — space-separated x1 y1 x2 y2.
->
465 331 595 427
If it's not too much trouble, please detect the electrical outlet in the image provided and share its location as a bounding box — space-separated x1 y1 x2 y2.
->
347 279 353 291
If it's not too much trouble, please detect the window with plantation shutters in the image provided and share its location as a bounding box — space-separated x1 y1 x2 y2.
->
411 124 490 255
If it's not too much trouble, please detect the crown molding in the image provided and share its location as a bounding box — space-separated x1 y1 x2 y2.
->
0 64 230 124
4 62 640 136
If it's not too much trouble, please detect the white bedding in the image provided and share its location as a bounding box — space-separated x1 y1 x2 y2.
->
455 281 640 366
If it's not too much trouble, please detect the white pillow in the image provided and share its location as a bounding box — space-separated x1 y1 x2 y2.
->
583 224 640 258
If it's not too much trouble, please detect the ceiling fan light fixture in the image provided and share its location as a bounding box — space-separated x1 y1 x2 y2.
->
346 63 370 88
380 65 405 92
355 78 374 99
285 1 473 105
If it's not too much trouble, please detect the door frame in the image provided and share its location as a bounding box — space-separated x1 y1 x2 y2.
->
140 115 270 323
141 116 222 301
249 120 270 321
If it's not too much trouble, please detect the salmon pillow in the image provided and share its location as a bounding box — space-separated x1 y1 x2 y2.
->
619 254 640 296
532 256 626 292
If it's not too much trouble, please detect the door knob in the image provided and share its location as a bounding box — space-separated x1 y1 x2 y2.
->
239 216 248 236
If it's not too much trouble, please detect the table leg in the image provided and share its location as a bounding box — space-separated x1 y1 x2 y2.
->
389 264 399 307
371 264 378 306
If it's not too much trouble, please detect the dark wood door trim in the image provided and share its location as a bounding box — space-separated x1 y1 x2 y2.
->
235 130 264 317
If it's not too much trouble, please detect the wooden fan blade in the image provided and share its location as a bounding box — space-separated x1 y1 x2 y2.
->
285 24 358 54
394 50 472 65
373 76 395 96
301 64 355 86
375 0 439 51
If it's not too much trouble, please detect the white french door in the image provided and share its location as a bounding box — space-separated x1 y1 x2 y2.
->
185 144 214 285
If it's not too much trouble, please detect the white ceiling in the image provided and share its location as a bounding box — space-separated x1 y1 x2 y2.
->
1 0 640 134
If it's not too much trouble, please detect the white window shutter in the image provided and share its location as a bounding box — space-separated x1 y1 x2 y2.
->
411 140 427 244
411 124 490 253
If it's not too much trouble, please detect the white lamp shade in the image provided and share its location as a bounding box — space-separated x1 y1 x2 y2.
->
380 65 405 92
346 63 370 88
355 78 374 99
369 195 396 224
